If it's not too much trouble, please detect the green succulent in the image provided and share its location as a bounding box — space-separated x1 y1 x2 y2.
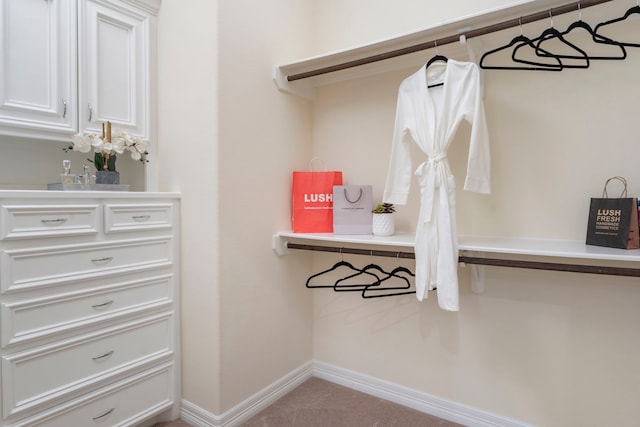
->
372 203 395 214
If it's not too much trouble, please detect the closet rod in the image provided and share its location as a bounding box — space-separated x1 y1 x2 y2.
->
286 242 640 278
287 0 612 82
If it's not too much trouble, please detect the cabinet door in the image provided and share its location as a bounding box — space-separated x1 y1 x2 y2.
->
0 0 77 139
80 0 151 140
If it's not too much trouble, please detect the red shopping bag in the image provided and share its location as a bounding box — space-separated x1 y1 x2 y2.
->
292 160 342 233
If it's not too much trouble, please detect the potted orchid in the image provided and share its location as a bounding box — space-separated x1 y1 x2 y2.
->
65 122 149 184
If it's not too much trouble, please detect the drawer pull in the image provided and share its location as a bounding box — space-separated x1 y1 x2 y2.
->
92 350 114 361
92 407 115 421
132 215 151 221
41 218 67 225
91 300 114 309
91 256 113 264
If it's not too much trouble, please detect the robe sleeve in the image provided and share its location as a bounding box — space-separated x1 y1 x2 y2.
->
462 63 491 194
383 86 413 205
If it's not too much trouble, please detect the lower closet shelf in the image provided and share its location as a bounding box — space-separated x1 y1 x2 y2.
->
273 231 640 278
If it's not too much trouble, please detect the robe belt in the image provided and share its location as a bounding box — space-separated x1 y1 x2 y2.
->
415 153 448 223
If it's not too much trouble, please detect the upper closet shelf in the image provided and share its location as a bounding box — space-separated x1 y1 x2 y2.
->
273 231 640 264
273 0 612 99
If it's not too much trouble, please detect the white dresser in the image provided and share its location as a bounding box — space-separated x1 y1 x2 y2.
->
0 191 180 427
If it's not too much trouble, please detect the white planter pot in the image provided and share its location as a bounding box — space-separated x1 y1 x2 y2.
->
372 213 395 236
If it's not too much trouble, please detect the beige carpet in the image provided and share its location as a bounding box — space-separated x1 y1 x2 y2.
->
154 377 463 427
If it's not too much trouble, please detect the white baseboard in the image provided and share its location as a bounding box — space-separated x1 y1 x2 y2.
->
181 361 313 427
313 360 534 427
180 360 533 427
180 399 222 427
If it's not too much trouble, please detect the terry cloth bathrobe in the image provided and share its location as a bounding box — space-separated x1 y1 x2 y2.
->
382 59 490 311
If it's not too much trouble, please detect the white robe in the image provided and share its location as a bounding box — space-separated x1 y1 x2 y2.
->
382 59 490 311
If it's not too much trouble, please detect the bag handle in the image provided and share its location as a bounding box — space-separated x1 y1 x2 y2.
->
344 187 363 204
309 157 326 172
602 176 628 198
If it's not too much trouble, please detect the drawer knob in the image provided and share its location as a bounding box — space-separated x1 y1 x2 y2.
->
92 407 115 421
92 350 115 361
91 300 114 309
132 215 151 221
41 218 68 225
91 256 113 264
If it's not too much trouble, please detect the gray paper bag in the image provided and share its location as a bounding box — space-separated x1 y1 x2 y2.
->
332 185 373 234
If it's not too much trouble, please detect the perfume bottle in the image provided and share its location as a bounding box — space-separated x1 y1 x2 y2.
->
60 160 77 184
81 165 91 184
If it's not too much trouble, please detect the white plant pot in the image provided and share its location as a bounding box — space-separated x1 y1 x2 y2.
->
372 213 395 236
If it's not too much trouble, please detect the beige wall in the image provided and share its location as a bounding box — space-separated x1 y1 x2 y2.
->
158 0 315 416
217 0 315 411
310 1 640 427
157 0 222 413
310 0 519 54
157 0 640 425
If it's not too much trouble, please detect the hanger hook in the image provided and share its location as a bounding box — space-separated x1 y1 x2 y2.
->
434 39 439 55
578 0 582 21
519 17 523 36
549 9 554 28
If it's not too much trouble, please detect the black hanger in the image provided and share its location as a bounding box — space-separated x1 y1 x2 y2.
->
480 34 563 71
361 265 416 299
425 40 448 88
426 54 448 69
525 26 589 69
516 10 589 69
305 251 377 289
594 4 640 48
333 262 386 292
549 19 626 60
556 1 626 60
534 5 623 63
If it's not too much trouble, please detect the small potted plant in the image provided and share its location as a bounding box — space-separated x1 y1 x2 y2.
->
372 203 395 236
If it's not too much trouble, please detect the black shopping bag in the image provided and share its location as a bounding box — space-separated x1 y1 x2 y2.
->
586 176 639 249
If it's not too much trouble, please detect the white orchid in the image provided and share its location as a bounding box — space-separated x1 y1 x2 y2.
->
65 127 149 171
89 134 104 148
69 134 93 153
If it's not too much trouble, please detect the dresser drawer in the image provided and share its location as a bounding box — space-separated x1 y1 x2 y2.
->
1 274 173 347
104 203 174 233
9 363 174 427
2 313 173 418
1 237 173 293
0 204 99 240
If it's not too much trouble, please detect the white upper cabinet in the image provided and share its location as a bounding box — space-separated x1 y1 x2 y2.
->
79 0 153 139
0 0 158 142
0 0 77 138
